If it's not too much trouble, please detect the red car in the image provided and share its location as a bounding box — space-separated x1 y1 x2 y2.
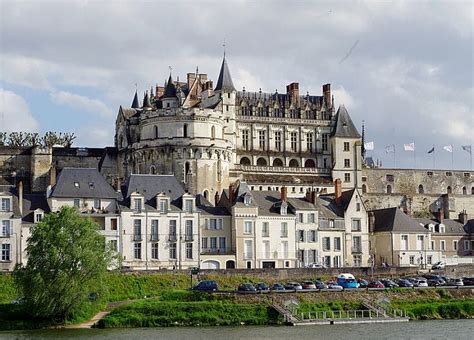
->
367 280 385 288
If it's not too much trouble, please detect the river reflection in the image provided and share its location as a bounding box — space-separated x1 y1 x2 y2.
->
1 320 473 340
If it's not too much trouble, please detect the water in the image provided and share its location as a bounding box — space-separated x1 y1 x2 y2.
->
1 320 473 340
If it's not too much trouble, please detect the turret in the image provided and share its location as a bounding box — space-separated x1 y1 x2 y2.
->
131 90 140 109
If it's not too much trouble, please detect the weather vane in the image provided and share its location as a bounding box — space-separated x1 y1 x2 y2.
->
223 38 226 57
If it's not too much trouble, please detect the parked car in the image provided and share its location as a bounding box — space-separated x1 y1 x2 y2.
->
395 278 414 288
424 275 446 285
337 273 359 289
427 279 443 287
254 282 269 291
462 277 474 286
302 281 316 290
193 280 218 292
357 278 369 288
285 282 303 290
327 281 343 290
270 283 286 291
238 283 257 292
431 261 446 270
314 280 329 289
380 279 399 288
306 263 327 269
416 278 429 287
449 278 464 286
367 281 385 288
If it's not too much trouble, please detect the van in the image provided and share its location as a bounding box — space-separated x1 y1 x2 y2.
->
336 273 359 288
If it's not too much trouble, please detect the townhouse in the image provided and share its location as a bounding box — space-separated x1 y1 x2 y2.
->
0 184 22 271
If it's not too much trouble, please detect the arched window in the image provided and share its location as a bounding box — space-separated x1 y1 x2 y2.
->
272 158 284 167
386 185 392 194
150 165 156 174
203 190 209 200
447 186 452 194
184 162 191 183
256 157 267 166
289 159 299 167
462 186 467 195
304 159 316 168
240 157 251 165
211 126 215 139
362 184 367 194
183 124 188 137
418 185 424 194
472 187 474 195
154 125 158 139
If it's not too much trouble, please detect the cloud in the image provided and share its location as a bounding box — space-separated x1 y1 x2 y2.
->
0 54 53 90
50 91 114 117
0 89 40 132
75 125 114 147
332 85 357 110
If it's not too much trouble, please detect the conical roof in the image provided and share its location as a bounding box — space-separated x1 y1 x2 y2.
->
214 57 236 92
131 90 140 109
163 75 177 98
142 91 152 110
332 105 360 138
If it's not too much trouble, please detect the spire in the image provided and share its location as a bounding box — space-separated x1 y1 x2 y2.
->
214 56 236 92
142 91 152 110
163 74 177 98
131 90 139 109
331 105 361 138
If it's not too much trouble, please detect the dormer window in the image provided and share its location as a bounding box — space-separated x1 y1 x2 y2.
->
34 211 44 223
0 198 11 212
159 199 168 214
184 199 193 213
74 182 80 188
94 199 101 209
280 202 288 215
244 195 252 206
133 198 142 213
89 182 95 189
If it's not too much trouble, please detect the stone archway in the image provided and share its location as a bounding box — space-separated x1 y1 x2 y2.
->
240 157 251 165
289 159 299 167
226 260 236 269
273 158 284 167
257 157 267 166
304 159 316 168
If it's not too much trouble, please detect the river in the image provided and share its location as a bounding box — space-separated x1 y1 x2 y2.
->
1 320 473 339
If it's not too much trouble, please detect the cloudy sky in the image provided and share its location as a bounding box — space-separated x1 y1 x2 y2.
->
0 0 472 170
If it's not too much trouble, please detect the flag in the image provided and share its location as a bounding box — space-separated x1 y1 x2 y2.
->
404 142 415 151
462 145 472 154
427 147 435 154
443 145 453 153
385 145 395 153
364 141 374 150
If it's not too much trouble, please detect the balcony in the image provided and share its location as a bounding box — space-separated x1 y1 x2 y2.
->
0 232 11 238
132 234 142 241
168 234 177 242
185 235 194 242
351 247 363 254
150 234 159 242
234 164 331 175
201 247 235 255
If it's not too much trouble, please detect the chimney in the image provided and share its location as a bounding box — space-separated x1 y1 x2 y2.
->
50 166 56 187
368 211 375 233
156 86 165 98
187 73 196 89
436 208 444 224
116 177 121 193
18 181 23 216
323 84 331 108
335 178 342 205
205 80 213 90
228 184 234 206
459 210 468 224
311 190 318 204
305 189 312 203
286 82 299 105
214 191 220 206
281 186 288 202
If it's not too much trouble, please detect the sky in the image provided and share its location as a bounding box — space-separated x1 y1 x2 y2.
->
0 0 473 170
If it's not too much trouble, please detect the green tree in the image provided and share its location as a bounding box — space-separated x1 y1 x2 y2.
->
13 206 113 322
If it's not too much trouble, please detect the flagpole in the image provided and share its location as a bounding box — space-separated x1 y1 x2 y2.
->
432 144 435 169
394 145 396 168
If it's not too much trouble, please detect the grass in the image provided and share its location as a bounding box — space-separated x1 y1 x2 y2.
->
97 300 281 328
391 299 474 320
0 274 18 304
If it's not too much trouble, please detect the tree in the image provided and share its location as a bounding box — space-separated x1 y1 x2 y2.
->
14 206 113 322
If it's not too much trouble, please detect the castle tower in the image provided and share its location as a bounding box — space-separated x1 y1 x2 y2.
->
30 146 53 192
330 105 362 189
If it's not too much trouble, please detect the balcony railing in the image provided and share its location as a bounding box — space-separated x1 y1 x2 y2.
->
201 247 235 255
0 232 11 238
243 252 253 260
168 234 177 242
150 234 159 242
351 247 363 254
234 164 331 175
185 234 194 242
133 234 142 241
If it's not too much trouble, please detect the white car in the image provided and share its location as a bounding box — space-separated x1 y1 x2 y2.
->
306 263 327 269
432 261 446 270
417 278 429 287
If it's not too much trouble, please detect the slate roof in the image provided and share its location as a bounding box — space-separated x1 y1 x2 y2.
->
50 168 119 199
318 189 356 217
415 217 471 235
249 191 292 216
372 207 427 233
142 91 152 109
287 197 317 210
162 75 177 98
131 91 140 109
195 194 230 216
22 194 50 224
331 105 361 138
214 57 236 92
124 174 184 203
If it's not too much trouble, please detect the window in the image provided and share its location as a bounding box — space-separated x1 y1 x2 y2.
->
186 243 193 259
351 219 361 231
210 237 217 250
219 237 226 251
306 132 313 152
446 171 452 176
244 221 252 234
322 134 329 151
242 130 249 150
133 219 142 241
133 198 142 212
169 243 177 259
409 255 415 265
324 256 331 267
427 256 432 265
281 241 288 258
464 172 471 178
417 235 424 250
440 240 446 251
447 186 452 194
386 174 394 182
298 230 305 242
0 198 10 212
334 255 341 268
344 173 351 183
274 131 282 151
344 159 350 168
431 240 435 250
185 199 193 213
154 125 158 138
201 237 208 249
159 199 168 213
356 203 361 212
352 255 362 267
401 235 408 250
259 130 266 150
1 220 11 237
463 187 467 195
94 199 101 209
343 142 350 152
386 185 392 194
263 240 270 258
169 220 177 241
1 244 10 261
453 240 458 251
418 185 424 194
280 222 288 238
308 213 315 223
334 237 341 251
151 243 159 259
290 132 297 152
352 236 361 252
309 230 317 242
73 199 80 208
262 222 269 237
464 240 471 250
323 237 331 251
134 243 141 259
35 212 43 223
244 240 253 259
185 220 193 241
211 126 215 139
183 124 188 137
109 240 117 252
427 171 433 176
151 220 159 241
111 218 118 231
298 213 304 223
